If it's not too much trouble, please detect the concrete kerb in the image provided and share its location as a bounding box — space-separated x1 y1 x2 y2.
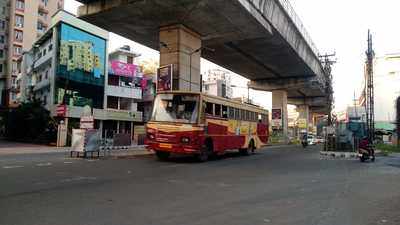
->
320 151 358 159
100 145 154 159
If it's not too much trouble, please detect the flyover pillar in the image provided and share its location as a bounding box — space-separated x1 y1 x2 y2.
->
159 25 202 91
272 90 288 143
297 105 310 137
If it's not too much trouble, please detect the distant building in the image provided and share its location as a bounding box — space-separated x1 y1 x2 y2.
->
359 53 400 131
202 69 233 98
1 0 64 107
18 10 144 144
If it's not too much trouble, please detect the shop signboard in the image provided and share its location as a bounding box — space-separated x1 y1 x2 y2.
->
157 64 173 92
56 104 67 117
297 118 307 129
109 60 137 77
80 116 94 129
71 129 85 152
80 105 94 129
271 108 282 127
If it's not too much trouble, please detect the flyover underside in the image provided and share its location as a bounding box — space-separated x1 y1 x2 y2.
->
77 0 329 111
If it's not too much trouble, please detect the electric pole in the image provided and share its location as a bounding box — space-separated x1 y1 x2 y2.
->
365 30 375 145
319 52 336 126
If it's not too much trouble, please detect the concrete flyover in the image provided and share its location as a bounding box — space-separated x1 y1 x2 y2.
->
76 0 333 134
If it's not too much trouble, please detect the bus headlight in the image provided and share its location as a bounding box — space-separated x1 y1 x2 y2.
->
181 137 190 143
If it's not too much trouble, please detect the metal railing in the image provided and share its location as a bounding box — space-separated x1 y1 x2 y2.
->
276 0 320 57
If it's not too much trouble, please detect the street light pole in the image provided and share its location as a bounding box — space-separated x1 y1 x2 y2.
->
189 46 215 91
231 83 251 104
189 49 200 91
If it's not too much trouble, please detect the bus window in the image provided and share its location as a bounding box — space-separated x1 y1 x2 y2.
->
205 102 213 115
235 108 240 120
246 110 250 121
222 105 228 118
228 107 235 119
215 104 221 117
262 114 267 124
241 110 245 120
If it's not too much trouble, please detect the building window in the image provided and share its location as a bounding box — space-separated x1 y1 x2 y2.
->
43 95 47 105
0 20 5 30
15 15 24 28
16 0 25 11
12 62 18 73
41 0 49 6
48 44 53 51
107 96 119 109
14 30 23 42
38 11 47 20
108 75 119 86
0 49 3 58
43 48 46 56
0 35 5 44
120 98 131 110
45 70 48 79
0 64 3 73
37 22 45 32
127 56 133 64
14 45 22 56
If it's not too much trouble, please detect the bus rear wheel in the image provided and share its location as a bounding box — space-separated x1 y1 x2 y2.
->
240 141 255 156
155 151 170 161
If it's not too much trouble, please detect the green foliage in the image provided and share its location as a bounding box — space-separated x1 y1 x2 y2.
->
1 100 57 143
376 143 400 156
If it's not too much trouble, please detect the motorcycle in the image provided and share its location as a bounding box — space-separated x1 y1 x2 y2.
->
358 138 375 162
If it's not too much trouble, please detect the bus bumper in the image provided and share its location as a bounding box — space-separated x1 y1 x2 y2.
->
146 141 200 154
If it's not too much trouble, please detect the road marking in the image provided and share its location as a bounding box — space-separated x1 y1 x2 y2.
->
161 164 184 169
263 219 271 223
2 165 24 169
63 161 73 164
36 162 52 167
60 176 97 183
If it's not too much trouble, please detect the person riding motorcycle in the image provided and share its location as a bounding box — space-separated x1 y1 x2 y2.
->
301 134 308 148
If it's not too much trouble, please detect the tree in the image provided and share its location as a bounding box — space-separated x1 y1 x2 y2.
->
2 100 57 143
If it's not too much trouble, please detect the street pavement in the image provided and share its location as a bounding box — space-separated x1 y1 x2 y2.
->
1 145 400 225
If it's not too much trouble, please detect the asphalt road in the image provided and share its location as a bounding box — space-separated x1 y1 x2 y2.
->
1 145 400 225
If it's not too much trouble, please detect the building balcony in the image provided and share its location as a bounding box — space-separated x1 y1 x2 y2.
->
38 4 49 14
33 79 50 91
34 52 52 69
105 85 142 99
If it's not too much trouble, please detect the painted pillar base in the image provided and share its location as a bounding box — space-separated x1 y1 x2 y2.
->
272 90 289 144
296 104 310 138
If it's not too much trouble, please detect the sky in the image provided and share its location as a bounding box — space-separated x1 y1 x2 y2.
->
64 0 400 112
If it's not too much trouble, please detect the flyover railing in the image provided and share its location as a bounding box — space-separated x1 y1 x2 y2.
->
276 0 320 58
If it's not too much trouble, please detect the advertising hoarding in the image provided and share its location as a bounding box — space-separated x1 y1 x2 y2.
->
157 65 173 92
109 60 137 77
57 23 106 86
271 108 282 127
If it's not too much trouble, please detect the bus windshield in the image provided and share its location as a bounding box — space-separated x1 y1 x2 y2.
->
151 93 199 124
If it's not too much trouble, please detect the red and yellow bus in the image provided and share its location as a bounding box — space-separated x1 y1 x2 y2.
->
145 91 269 161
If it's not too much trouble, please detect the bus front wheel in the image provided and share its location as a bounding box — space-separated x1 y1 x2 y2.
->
156 151 170 161
197 140 213 162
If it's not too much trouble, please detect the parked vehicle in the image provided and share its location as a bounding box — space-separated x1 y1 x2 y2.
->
145 91 269 161
315 136 325 144
307 135 316 145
